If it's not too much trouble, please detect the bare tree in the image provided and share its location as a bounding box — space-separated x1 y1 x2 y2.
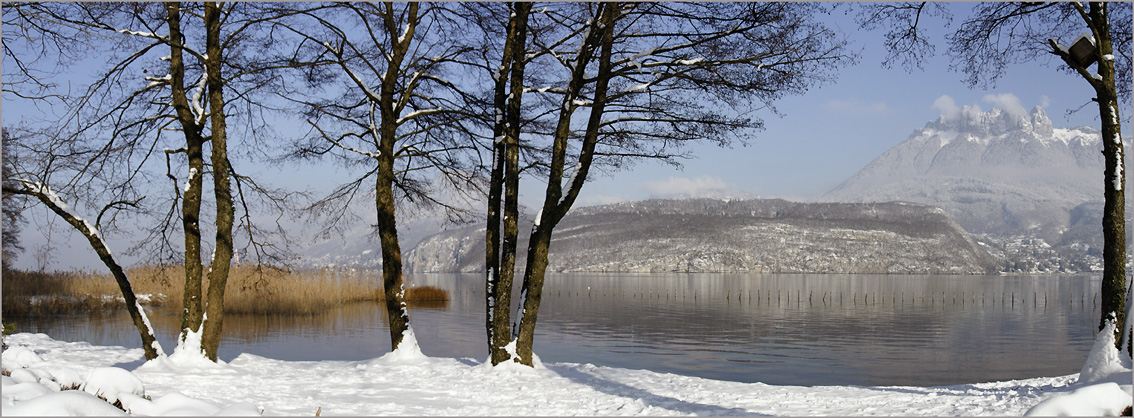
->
1 114 165 361
3 2 301 361
274 2 484 351
2 3 174 361
479 2 852 366
858 1 1131 356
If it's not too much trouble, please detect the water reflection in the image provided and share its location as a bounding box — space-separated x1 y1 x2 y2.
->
10 273 1100 387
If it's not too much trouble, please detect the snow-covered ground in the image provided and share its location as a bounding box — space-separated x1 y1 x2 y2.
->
2 326 1131 416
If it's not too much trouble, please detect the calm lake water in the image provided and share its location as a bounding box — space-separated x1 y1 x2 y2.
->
10 273 1102 387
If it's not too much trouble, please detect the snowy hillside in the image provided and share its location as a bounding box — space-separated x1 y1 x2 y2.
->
297 216 446 269
405 199 1001 274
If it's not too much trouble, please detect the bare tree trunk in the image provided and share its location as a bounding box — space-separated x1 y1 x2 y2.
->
200 1 235 362
164 2 205 340
376 168 409 349
514 222 552 365
485 109 504 360
486 1 531 366
374 2 419 350
1089 2 1128 353
1044 2 1128 355
514 3 617 366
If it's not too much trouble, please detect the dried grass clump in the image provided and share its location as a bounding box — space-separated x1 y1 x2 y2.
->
219 266 383 315
405 285 450 301
3 265 449 316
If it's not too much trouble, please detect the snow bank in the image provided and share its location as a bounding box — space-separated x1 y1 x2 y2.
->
2 344 84 390
2 376 53 402
3 332 1131 416
2 346 46 370
3 334 259 415
80 367 145 404
118 392 260 416
1024 383 1131 416
3 390 127 416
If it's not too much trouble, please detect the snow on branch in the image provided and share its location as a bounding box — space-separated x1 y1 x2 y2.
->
625 82 653 93
395 108 443 126
146 74 172 88
115 28 168 42
523 86 569 94
189 66 208 124
11 180 109 255
306 121 381 160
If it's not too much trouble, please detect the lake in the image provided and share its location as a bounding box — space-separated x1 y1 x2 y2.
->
9 273 1102 387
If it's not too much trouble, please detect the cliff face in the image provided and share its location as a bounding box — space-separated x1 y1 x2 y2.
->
405 199 1001 275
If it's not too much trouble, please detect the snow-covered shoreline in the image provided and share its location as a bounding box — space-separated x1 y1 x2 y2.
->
2 331 1130 416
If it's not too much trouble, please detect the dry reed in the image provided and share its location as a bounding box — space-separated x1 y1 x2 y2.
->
3 265 448 316
1 269 156 316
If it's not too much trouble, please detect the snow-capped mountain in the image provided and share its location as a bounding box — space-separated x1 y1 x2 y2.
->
294 195 484 269
824 105 1128 238
405 198 1001 274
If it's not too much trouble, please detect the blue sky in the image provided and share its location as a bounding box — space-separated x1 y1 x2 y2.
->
250 3 1124 212
570 4 1118 208
4 2 1129 270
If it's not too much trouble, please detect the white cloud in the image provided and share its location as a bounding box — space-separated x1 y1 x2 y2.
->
822 98 894 116
934 93 1043 120
931 95 962 120
641 175 746 199
576 194 626 207
982 93 1027 119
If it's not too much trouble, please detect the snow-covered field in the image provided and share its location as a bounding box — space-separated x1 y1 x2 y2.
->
2 326 1131 416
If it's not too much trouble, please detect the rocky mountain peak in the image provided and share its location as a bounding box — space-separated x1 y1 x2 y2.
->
1030 105 1054 137
923 105 1054 142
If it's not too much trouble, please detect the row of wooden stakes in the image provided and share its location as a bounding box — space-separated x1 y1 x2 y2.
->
450 287 1101 308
